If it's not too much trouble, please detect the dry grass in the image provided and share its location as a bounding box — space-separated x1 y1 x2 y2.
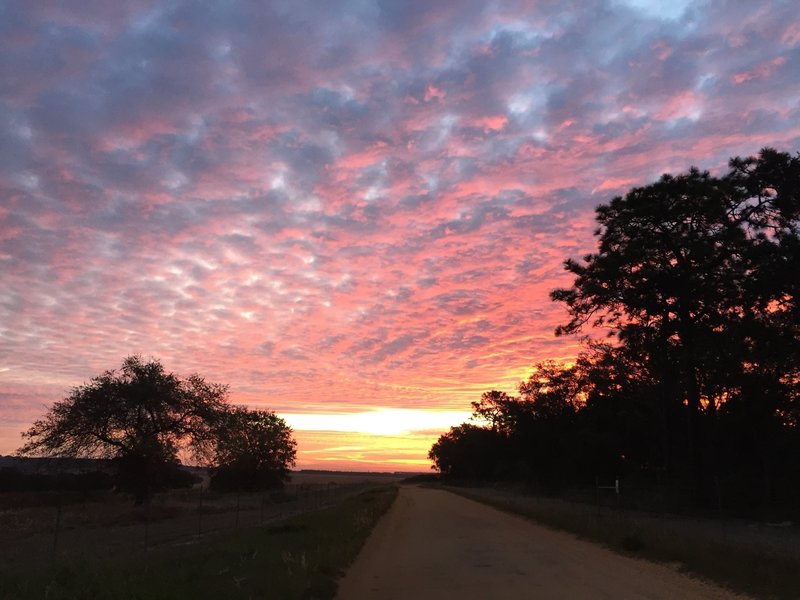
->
0 479 372 573
447 486 800 599
0 485 398 600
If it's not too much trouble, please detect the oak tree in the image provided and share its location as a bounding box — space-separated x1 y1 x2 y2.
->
210 407 297 491
18 356 228 503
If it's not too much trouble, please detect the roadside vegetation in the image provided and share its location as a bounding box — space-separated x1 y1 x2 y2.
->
0 485 397 600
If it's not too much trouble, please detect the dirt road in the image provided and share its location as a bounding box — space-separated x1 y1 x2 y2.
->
336 486 749 599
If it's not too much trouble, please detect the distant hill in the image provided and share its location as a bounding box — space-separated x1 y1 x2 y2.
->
0 455 112 474
297 468 421 477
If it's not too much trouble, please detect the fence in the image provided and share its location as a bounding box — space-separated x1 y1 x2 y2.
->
0 481 370 572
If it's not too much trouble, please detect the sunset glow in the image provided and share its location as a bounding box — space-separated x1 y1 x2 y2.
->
1 1 799 471
283 410 473 438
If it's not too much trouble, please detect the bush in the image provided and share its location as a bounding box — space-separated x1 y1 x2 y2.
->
0 467 114 492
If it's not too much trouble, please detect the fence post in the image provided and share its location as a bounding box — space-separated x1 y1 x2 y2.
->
143 501 150 554
595 475 600 511
197 486 204 537
235 492 241 529
51 493 63 566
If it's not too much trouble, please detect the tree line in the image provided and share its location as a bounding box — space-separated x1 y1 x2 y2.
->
429 148 800 516
17 356 297 503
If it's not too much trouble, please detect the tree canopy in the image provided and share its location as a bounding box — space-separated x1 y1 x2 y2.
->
210 407 297 491
551 148 800 502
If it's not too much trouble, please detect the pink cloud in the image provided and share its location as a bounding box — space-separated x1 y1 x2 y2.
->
655 89 704 121
1 0 799 472
732 56 788 85
424 84 446 102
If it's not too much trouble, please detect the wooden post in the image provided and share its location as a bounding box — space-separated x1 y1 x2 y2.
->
235 492 241 529
51 494 63 565
595 475 600 510
143 502 150 553
197 486 204 537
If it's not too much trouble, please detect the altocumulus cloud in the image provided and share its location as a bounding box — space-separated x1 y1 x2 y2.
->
1 0 799 467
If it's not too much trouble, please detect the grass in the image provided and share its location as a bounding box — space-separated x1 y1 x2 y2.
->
0 482 371 571
0 485 397 600
446 486 800 600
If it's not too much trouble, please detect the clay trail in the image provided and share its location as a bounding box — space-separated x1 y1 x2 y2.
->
336 485 748 600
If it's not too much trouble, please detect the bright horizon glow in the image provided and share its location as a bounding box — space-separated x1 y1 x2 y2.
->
282 409 476 472
282 409 473 437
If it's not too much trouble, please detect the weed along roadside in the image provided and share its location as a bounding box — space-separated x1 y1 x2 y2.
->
0 485 398 600
443 485 800 600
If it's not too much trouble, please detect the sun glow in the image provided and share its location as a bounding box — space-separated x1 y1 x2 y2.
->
291 429 444 472
281 409 474 471
282 408 471 437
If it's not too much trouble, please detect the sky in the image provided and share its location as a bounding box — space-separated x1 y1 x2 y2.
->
1 0 799 471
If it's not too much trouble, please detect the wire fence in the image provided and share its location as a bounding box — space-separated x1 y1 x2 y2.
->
0 481 370 572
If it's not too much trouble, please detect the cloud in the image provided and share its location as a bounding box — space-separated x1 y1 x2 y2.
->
2 0 799 469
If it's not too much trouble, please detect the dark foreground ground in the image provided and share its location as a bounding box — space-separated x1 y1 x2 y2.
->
0 470 404 572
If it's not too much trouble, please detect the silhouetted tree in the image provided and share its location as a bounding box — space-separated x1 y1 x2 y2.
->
430 148 800 514
210 407 296 491
551 148 800 505
518 360 584 419
471 390 529 435
18 356 228 503
428 424 508 480
574 343 665 482
431 362 585 487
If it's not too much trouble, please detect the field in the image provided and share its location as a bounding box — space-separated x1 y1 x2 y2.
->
0 480 398 599
0 470 404 574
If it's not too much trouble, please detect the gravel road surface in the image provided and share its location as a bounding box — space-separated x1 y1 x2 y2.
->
336 485 750 599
